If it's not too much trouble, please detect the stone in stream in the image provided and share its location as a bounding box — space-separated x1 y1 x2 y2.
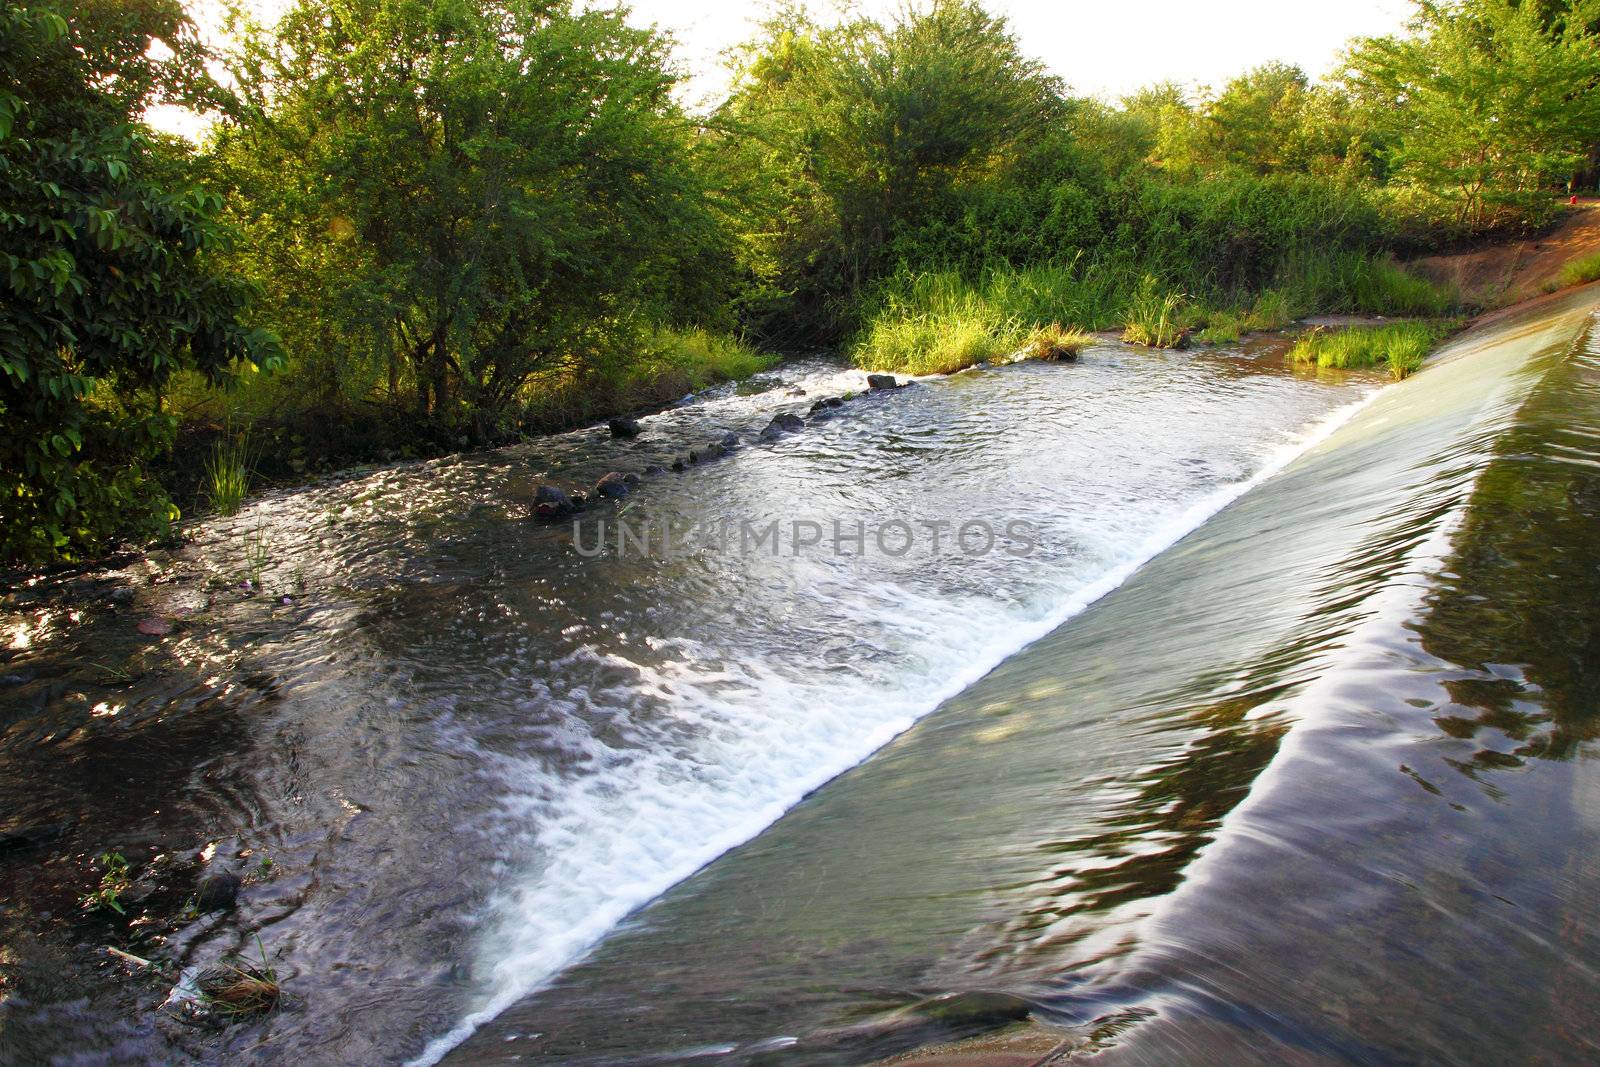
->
195 869 242 912
760 412 807 440
594 472 630 499
866 373 903 390
720 432 740 449
607 416 641 438
809 397 845 414
644 464 667 476
136 617 172 637
671 458 686 471
532 484 572 519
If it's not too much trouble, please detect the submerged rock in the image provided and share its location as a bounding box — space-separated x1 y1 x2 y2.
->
761 412 807 439
594 472 630 499
607 416 641 438
195 869 242 912
644 464 668 476
720 432 741 449
136 617 172 637
533 484 572 519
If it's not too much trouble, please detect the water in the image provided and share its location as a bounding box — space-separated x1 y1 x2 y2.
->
2 290 1596 1065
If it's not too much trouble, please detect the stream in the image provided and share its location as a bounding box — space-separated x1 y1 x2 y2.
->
3 288 1598 1065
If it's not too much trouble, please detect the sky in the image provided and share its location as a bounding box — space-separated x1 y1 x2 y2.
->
150 0 1417 135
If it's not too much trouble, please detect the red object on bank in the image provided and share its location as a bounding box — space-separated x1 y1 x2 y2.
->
1574 195 1582 205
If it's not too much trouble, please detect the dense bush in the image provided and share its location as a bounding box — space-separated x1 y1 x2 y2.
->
0 0 277 563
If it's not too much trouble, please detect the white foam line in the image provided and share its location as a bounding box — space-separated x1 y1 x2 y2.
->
407 389 1381 1067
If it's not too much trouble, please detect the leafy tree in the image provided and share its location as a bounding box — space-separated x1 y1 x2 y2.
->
216 0 732 442
1343 0 1600 228
0 0 277 564
1206 62 1311 172
714 0 1067 330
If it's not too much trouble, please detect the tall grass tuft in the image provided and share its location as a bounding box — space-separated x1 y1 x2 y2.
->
1289 321 1450 379
1558 251 1600 288
1121 280 1187 348
205 429 254 516
1025 323 1094 361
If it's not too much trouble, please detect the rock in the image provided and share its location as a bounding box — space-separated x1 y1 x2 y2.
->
195 869 242 912
720 432 740 448
594 472 630 499
866 373 902 390
568 490 587 510
0 671 35 688
136 617 172 637
671 458 686 471
108 587 135 605
623 473 641 486
761 412 806 439
644 465 667 476
785 387 807 397
695 443 726 463
809 397 844 414
532 484 572 520
607 416 641 438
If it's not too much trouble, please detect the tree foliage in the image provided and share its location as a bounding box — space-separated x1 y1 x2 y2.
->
0 0 277 563
1343 0 1600 227
214 0 733 442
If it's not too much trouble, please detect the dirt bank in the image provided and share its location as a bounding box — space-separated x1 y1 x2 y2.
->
1410 200 1600 307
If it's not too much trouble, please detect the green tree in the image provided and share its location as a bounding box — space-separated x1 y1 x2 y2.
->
1344 0 1600 228
1206 62 1311 172
216 0 731 442
0 0 277 564
714 1 1067 329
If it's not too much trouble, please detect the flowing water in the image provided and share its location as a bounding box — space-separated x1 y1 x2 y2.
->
1 288 1597 1066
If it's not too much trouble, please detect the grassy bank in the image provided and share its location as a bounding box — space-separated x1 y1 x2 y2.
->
851 253 1458 374
1289 320 1454 378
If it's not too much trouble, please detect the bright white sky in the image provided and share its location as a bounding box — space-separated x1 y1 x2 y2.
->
152 0 1417 135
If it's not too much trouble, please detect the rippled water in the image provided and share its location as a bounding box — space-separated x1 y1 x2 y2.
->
3 291 1596 1066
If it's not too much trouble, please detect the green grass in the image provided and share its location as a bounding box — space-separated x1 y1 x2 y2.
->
1289 321 1451 379
854 312 1016 374
850 258 1134 373
204 429 254 515
637 327 778 390
850 251 1455 372
1121 281 1187 348
1558 250 1600 288
1192 289 1295 345
1278 251 1457 317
